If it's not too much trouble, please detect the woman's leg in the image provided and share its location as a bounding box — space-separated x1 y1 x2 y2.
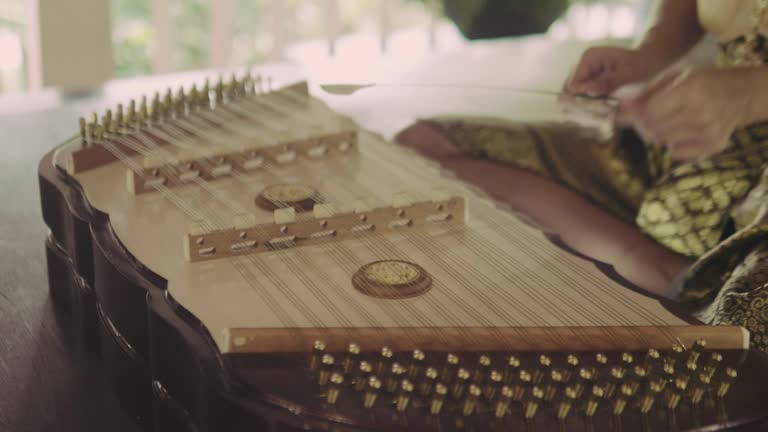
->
396 119 693 297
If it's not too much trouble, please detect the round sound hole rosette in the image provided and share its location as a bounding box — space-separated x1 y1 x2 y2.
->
352 260 432 299
255 183 321 212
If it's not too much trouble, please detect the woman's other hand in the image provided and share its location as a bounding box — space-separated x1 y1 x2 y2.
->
564 46 659 96
619 67 756 160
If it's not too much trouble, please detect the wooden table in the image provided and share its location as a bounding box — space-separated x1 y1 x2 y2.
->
0 91 141 431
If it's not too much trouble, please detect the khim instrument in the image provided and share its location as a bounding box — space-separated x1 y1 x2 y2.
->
38 72 768 432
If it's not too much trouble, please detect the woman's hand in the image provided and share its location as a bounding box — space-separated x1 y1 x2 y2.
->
564 46 661 96
619 67 756 160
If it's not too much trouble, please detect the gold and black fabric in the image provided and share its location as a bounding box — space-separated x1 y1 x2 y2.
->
421 32 768 351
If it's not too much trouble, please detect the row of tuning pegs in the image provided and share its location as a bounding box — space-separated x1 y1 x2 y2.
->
308 340 738 421
78 73 275 145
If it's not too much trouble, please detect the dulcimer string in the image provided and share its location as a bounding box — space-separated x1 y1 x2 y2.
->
94 76 680 356
108 87 504 352
178 82 664 348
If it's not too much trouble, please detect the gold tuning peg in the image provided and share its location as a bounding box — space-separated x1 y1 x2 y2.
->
84 122 94 146
140 95 149 122
126 99 136 126
660 362 676 389
175 87 186 116
354 361 373 392
667 344 685 368
386 363 406 393
418 367 439 397
79 117 87 143
574 367 597 399
621 352 634 369
604 367 626 399
104 108 113 129
185 84 195 111
150 93 160 122
375 346 394 376
702 352 723 380
238 73 248 95
228 72 238 92
612 383 635 417
472 354 492 383
585 385 605 418
665 376 688 411
341 343 360 374
565 354 580 382
639 378 665 415
309 340 326 371
690 373 710 405
326 372 344 404
512 369 532 402
643 349 661 369
440 353 460 383
214 76 224 103
407 349 426 380
363 376 382 409
504 355 521 384
451 368 471 399
524 386 544 422
318 354 335 386
430 383 447 415
683 358 698 380
556 385 577 423
595 353 608 367
201 80 211 108
494 385 514 418
628 365 649 394
543 369 565 402
461 384 481 416
689 338 707 364
484 370 503 400
532 354 552 385
115 104 124 131
395 379 414 413
716 367 737 399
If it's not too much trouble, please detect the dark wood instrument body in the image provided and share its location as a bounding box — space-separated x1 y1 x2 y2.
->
38 148 768 432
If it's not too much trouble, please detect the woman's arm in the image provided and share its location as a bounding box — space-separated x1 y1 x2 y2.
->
634 0 704 75
566 0 703 95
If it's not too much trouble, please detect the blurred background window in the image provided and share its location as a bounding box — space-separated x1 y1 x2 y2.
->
4 0 653 95
0 0 27 93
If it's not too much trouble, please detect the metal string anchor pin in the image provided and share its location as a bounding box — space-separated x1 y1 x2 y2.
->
386 363 407 393
341 343 361 374
309 340 326 371
429 383 448 415
494 385 514 418
318 354 335 386
354 361 373 392
326 372 344 404
376 346 394 376
407 349 426 380
418 367 439 397
363 376 382 409
395 380 414 413
717 367 738 399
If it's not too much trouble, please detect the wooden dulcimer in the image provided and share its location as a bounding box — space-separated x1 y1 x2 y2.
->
39 73 768 432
